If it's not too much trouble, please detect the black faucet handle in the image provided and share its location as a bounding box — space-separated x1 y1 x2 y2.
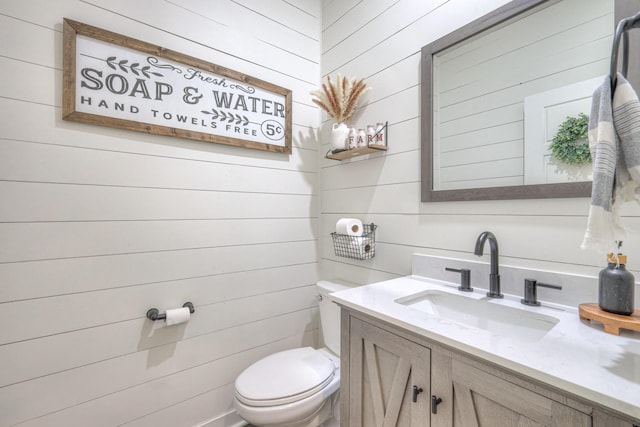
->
521 278 562 306
445 267 473 292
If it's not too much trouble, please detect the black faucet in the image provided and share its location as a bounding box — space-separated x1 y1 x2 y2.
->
474 231 503 298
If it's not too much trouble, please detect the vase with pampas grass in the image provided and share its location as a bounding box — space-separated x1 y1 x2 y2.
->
311 74 371 150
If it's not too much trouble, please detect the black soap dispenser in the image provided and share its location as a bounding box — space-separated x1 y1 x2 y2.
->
598 241 635 316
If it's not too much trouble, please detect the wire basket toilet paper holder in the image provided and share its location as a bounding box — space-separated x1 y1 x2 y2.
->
146 302 195 321
331 223 376 260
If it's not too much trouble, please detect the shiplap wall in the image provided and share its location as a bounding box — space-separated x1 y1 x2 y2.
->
0 1 320 426
320 0 640 290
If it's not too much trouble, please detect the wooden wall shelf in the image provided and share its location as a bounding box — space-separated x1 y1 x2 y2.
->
326 144 388 161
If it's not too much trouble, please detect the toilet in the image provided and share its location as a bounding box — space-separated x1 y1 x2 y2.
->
234 280 351 427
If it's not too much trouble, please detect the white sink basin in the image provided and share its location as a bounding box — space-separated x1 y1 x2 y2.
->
395 289 560 342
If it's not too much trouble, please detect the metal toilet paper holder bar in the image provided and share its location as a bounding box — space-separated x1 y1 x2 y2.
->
146 302 195 321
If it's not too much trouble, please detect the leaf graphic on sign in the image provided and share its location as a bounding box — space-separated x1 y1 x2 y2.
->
106 56 117 70
117 59 129 72
130 63 140 75
101 57 164 78
200 108 250 126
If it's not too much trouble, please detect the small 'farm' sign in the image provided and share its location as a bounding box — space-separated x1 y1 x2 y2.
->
63 19 292 154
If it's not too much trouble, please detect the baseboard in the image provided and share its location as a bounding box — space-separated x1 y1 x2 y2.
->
195 410 247 427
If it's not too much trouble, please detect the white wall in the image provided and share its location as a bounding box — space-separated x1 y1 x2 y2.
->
319 0 640 290
0 1 321 426
3 0 640 425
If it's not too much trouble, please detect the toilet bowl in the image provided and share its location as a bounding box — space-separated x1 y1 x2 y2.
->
234 280 351 427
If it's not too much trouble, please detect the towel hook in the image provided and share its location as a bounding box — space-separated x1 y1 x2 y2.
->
610 10 640 90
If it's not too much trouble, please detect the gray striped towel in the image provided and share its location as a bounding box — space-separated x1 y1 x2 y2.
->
582 73 640 254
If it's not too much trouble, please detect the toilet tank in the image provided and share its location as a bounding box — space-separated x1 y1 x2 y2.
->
317 280 354 355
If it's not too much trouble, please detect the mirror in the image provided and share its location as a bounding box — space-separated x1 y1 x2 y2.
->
421 0 614 201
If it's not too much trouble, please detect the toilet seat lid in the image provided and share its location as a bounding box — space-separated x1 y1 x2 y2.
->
235 347 335 406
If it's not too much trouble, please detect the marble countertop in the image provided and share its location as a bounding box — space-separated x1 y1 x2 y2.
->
329 275 640 421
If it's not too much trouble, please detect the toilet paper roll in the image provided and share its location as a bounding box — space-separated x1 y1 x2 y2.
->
350 237 372 255
336 218 363 236
165 307 191 326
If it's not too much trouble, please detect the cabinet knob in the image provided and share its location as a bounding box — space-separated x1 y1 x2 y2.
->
412 385 423 403
431 395 443 414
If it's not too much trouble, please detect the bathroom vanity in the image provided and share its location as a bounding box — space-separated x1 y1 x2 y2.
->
330 269 640 426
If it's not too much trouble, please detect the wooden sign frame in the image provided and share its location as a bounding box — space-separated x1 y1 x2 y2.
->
62 18 292 154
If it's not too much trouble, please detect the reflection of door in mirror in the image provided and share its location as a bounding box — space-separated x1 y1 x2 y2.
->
431 0 612 192
523 76 600 185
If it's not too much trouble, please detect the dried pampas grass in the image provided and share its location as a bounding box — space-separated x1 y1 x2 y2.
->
310 74 371 123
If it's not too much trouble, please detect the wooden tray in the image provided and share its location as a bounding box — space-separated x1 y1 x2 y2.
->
578 303 640 335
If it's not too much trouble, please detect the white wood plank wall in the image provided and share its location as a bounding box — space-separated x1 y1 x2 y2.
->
0 1 321 426
4 0 640 425
319 0 640 288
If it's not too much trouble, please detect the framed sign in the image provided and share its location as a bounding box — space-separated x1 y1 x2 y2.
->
62 18 292 154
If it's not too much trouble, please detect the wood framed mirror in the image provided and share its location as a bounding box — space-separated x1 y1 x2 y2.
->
420 0 618 202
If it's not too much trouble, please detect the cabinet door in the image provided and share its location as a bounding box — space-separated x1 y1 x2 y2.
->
438 358 590 427
593 410 638 427
348 317 431 427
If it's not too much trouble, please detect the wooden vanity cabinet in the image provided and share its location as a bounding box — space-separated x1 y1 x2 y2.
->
347 314 431 426
593 410 638 427
340 310 636 427
430 352 590 427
